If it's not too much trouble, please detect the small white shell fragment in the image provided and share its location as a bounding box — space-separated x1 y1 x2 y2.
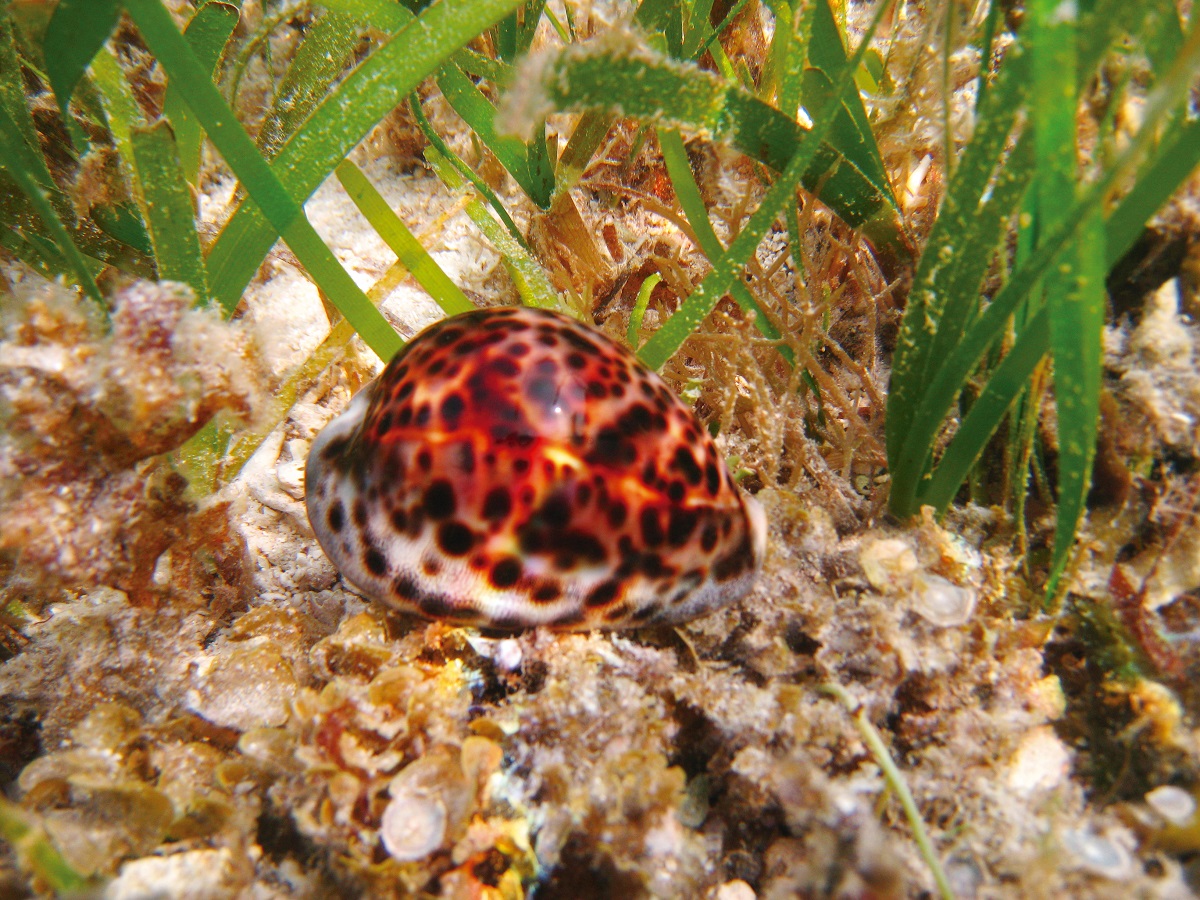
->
464 633 523 671
1145 785 1197 826
1006 725 1071 798
910 573 977 627
276 457 306 501
185 644 295 732
905 154 933 203
713 879 756 900
152 549 174 588
379 792 447 861
493 638 523 672
1029 675 1068 721
1060 828 1135 881
105 848 238 900
859 538 918 592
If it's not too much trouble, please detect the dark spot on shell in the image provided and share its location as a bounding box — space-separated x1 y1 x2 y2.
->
585 579 621 608
415 404 431 427
631 603 660 622
365 547 387 576
705 461 721 496
532 581 561 603
566 352 587 370
424 480 456 519
608 501 628 529
420 594 460 619
583 427 638 468
417 450 432 471
713 534 753 582
489 357 520 378
585 428 624 466
407 507 425 537
321 436 349 463
548 530 606 568
639 553 665 578
641 508 664 547
535 493 572 529
490 557 522 589
700 522 719 554
423 557 441 576
674 447 703 485
437 521 474 556
668 509 698 547
391 508 408 532
496 429 534 449
328 501 345 533
393 575 420 601
381 450 405 483
562 329 599 354
483 488 512 521
621 404 653 434
517 524 544 555
353 499 368 526
440 393 465 428
667 480 685 504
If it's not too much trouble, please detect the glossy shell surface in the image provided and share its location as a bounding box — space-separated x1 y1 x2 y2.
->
306 307 765 630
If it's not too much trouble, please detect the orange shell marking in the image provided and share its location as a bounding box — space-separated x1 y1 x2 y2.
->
306 307 765 630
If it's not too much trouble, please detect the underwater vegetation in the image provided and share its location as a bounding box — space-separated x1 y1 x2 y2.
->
1 0 1200 897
